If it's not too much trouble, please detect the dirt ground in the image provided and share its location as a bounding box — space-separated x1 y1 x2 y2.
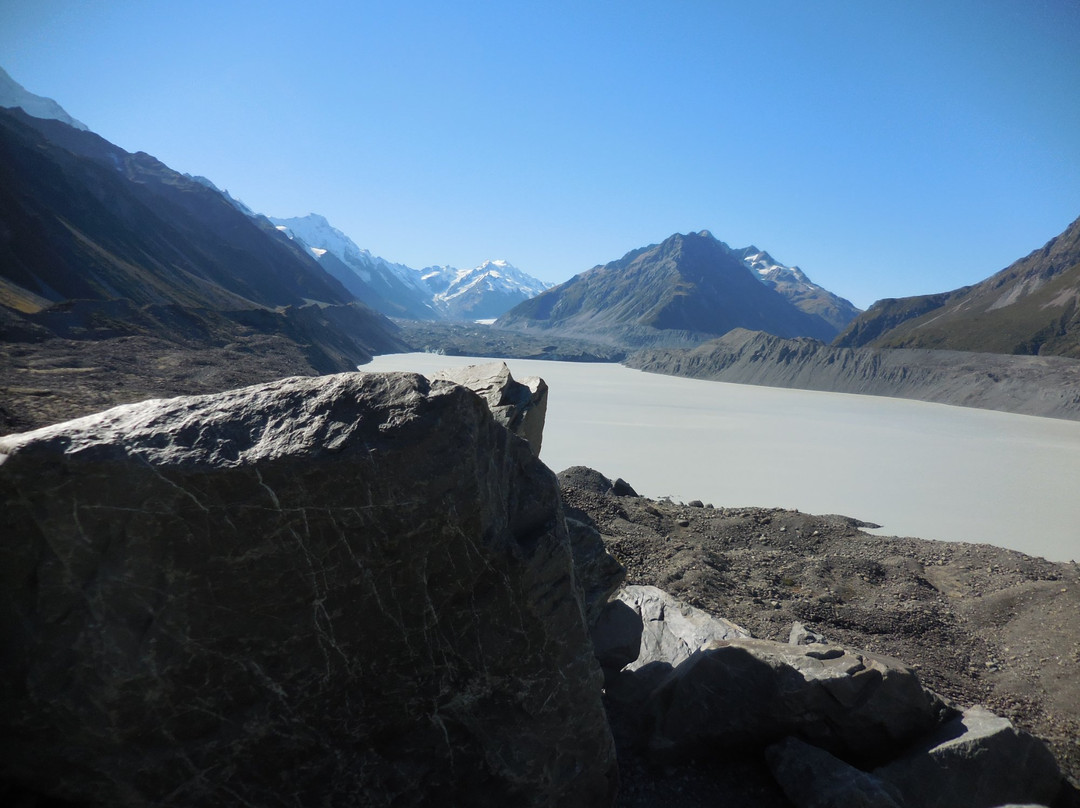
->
560 471 1080 807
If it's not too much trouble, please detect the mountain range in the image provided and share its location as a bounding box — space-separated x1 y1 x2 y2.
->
495 230 860 347
4 59 1078 423
270 214 551 321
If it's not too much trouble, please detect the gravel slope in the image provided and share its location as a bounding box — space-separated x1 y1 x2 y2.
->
625 328 1080 421
560 470 1080 806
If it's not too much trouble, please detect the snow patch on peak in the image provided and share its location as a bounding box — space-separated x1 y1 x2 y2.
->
0 66 88 131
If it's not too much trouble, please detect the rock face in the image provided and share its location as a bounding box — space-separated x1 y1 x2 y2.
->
608 585 750 674
645 639 955 767
0 371 616 807
766 736 905 808
432 362 548 455
874 707 1064 808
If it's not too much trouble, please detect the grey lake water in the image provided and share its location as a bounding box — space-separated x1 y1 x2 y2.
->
363 353 1080 563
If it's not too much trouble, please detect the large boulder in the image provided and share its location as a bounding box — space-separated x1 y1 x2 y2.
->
431 362 548 455
0 371 616 807
646 638 955 767
874 706 1064 808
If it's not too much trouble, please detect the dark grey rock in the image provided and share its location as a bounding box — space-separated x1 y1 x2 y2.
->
591 598 645 678
646 638 955 767
0 371 615 807
431 361 548 455
875 706 1064 808
765 736 904 808
565 515 626 627
557 466 638 498
558 465 617 494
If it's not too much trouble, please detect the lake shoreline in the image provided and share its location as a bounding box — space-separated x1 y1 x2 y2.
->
364 352 1080 564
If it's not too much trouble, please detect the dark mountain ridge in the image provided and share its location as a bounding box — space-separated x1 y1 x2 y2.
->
496 231 849 348
0 109 351 312
834 215 1080 358
0 106 407 430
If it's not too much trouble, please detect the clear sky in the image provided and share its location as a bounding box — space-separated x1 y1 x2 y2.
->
2 0 1078 309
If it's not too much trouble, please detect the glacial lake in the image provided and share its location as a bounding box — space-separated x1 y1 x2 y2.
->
363 353 1080 563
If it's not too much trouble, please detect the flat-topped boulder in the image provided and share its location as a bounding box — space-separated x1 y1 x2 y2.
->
0 371 615 807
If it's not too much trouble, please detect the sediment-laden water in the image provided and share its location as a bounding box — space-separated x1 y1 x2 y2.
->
363 353 1080 563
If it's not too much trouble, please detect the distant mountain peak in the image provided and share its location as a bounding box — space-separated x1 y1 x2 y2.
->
497 229 861 343
0 66 88 131
269 213 549 321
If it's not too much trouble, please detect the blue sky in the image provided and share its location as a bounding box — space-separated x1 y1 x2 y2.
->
2 0 1078 309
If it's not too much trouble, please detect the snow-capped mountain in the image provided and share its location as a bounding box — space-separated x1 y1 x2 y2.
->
271 213 550 321
735 246 861 333
270 214 438 320
0 66 88 131
422 259 553 320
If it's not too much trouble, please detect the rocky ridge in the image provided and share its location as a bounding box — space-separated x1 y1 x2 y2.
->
626 328 1080 421
833 214 1080 359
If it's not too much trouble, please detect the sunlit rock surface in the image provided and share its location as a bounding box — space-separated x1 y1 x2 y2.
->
431 361 548 456
0 371 615 807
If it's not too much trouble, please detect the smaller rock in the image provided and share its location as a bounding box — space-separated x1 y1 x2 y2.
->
612 477 639 497
565 515 626 627
874 706 1064 808
789 621 828 646
646 638 955 766
766 736 904 808
432 362 547 455
616 586 751 673
595 586 750 702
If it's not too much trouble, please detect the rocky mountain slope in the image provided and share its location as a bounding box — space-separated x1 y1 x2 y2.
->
0 107 407 403
270 213 440 320
834 215 1080 358
626 328 1080 420
737 246 861 332
495 231 855 348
